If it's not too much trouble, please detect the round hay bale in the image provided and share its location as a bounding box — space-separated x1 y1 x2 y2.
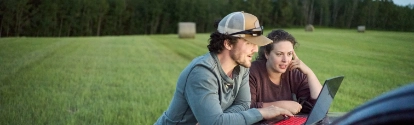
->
178 22 196 38
305 24 314 32
357 25 366 33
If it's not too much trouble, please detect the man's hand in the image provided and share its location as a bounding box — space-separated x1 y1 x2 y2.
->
257 105 293 120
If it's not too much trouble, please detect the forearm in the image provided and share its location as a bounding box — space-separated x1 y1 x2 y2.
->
305 70 322 99
262 101 302 114
252 102 286 109
262 101 289 109
224 102 250 113
187 85 260 124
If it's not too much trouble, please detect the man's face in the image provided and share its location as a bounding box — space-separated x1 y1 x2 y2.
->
229 38 259 68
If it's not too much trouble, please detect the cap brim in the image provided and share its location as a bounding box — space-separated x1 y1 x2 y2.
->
244 35 272 46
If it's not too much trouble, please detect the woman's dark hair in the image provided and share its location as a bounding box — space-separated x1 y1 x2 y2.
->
207 18 239 53
256 29 298 60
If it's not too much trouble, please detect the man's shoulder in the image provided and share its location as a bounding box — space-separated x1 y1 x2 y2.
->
191 53 217 68
184 53 218 74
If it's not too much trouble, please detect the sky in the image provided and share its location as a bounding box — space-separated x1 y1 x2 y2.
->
393 0 414 6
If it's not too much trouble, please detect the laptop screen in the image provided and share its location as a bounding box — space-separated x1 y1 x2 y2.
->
305 76 344 125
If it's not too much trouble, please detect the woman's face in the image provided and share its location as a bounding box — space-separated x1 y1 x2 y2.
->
265 41 294 74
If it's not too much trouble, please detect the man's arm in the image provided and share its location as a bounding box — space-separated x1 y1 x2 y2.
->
185 66 263 125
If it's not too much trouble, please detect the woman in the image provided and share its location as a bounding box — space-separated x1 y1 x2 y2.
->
249 29 322 115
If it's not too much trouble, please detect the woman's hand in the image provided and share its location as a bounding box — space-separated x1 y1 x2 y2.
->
264 101 302 114
288 50 312 75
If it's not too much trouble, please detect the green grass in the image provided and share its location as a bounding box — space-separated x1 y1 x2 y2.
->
281 29 414 111
1 28 413 124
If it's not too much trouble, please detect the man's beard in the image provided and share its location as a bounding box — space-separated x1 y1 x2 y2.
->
230 50 251 68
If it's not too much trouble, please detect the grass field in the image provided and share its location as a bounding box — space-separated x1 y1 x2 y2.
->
1 28 413 124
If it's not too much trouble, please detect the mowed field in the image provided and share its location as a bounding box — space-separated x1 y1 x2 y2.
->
1 28 413 124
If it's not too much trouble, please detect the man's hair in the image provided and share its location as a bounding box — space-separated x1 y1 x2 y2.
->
256 29 298 60
207 18 239 53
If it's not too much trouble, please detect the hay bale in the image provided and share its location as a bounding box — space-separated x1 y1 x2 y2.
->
305 24 314 32
178 22 196 38
357 25 366 33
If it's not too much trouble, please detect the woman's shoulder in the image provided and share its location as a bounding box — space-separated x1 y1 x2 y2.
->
251 60 266 70
249 60 266 76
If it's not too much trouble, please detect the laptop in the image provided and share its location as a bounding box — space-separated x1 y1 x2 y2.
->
273 76 345 125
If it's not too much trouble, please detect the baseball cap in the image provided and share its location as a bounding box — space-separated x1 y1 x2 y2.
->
217 11 272 46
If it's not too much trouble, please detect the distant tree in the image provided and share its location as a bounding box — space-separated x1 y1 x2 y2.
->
60 0 83 36
243 0 273 27
308 0 315 25
345 0 358 28
147 0 163 34
406 5 414 31
29 0 58 36
157 0 176 34
93 0 109 36
1 0 31 36
0 0 14 37
1 0 413 36
377 0 395 30
103 0 127 35
331 0 344 27
274 0 295 27
314 0 331 26
367 0 380 29
56 0 72 36
291 0 305 26
354 0 369 28
300 0 310 25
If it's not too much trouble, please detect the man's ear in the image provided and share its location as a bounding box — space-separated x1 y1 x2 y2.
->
265 51 269 59
224 40 233 50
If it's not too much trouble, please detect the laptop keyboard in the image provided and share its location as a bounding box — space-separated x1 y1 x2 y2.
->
273 116 307 125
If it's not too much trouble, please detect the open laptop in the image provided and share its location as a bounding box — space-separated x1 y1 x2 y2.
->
273 76 345 125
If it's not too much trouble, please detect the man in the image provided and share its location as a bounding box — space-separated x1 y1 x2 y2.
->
155 11 293 125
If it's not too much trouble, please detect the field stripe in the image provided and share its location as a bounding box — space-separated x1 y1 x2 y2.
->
0 38 72 83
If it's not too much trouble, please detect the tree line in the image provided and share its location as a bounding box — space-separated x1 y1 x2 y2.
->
0 0 413 37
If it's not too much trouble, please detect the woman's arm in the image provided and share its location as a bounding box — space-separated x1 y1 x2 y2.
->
289 51 322 99
262 101 302 114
